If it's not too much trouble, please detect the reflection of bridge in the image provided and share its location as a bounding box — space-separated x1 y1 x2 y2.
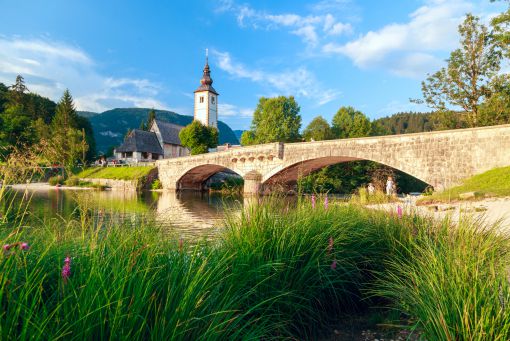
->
158 124 510 195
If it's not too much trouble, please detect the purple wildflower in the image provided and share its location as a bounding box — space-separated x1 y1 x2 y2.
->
62 257 71 283
311 194 316 209
3 244 10 252
331 260 337 270
324 195 329 209
178 238 184 253
327 237 334 254
20 242 29 251
397 205 403 219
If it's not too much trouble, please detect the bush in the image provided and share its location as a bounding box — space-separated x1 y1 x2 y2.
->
48 175 63 186
151 179 162 190
64 177 79 186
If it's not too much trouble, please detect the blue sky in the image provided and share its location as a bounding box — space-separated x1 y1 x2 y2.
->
0 0 506 130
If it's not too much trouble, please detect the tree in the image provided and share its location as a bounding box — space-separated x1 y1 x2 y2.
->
331 106 371 138
52 89 79 129
49 90 88 168
243 96 301 145
240 130 256 146
147 109 156 129
8 75 28 107
179 120 218 155
491 0 510 57
478 74 510 125
302 116 333 141
417 14 503 128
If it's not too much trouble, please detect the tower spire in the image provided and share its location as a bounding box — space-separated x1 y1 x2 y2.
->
205 48 209 65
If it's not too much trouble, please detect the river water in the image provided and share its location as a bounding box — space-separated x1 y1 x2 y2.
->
5 188 245 239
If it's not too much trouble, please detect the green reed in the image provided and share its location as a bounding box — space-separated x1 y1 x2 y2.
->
0 191 509 340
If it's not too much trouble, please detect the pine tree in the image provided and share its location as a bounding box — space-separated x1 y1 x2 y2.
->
8 75 28 107
147 109 156 130
52 89 78 129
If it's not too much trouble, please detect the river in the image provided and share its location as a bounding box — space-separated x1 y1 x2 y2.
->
4 188 245 239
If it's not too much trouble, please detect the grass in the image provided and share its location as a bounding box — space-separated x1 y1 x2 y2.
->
0 194 509 339
419 165 510 204
76 166 155 181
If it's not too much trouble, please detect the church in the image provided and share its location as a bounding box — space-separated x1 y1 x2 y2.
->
115 53 219 163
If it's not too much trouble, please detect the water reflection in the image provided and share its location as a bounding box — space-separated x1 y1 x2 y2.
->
6 188 243 239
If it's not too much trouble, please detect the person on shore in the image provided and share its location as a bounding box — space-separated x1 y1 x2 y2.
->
386 176 394 196
367 183 375 195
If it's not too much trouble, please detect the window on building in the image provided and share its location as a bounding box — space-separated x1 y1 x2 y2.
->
200 96 204 103
124 152 133 158
211 96 215 104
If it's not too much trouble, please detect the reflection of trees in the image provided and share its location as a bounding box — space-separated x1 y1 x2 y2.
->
156 191 242 237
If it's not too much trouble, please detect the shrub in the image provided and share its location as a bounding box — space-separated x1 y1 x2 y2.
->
64 177 79 186
48 175 63 186
151 179 162 190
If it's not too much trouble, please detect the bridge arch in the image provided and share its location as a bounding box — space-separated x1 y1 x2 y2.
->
262 155 431 187
177 164 242 191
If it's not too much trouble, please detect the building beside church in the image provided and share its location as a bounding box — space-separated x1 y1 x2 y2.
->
114 52 219 163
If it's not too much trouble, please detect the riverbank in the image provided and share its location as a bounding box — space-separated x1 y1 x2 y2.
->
8 182 94 191
0 197 508 340
374 196 510 233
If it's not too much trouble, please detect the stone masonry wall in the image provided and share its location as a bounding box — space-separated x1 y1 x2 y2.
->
157 124 510 192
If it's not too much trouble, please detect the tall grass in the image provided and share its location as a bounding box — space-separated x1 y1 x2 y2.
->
0 191 509 339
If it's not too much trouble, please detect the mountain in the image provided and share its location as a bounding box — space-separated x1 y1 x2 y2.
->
80 108 239 154
233 130 244 141
78 111 99 118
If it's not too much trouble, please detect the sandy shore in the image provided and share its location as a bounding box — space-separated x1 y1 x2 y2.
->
373 196 510 233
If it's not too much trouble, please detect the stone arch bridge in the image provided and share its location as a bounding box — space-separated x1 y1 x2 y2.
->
157 124 510 195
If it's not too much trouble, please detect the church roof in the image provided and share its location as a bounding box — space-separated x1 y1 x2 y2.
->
153 119 184 145
116 129 163 154
195 58 219 95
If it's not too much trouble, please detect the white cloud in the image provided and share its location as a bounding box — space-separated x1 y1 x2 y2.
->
322 0 475 77
218 103 253 118
216 0 352 47
214 50 341 106
0 36 169 113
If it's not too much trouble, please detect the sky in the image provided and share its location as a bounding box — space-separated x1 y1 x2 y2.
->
0 0 506 130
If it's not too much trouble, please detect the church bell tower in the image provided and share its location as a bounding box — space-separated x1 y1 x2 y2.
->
194 49 218 128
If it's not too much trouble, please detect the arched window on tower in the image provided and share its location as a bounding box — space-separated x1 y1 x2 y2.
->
211 96 215 104
200 96 204 103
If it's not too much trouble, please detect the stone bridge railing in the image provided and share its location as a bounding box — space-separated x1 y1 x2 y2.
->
157 124 510 194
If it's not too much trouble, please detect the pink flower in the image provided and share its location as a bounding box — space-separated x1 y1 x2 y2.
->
20 243 29 251
62 257 71 283
3 244 10 252
311 194 316 209
397 205 403 219
324 195 329 209
331 260 337 270
327 237 334 254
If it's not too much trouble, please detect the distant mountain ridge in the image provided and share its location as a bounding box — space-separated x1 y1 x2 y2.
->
79 108 239 154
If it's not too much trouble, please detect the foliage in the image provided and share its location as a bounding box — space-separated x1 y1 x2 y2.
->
48 175 64 186
0 78 95 162
179 120 218 155
147 109 156 129
76 166 155 181
302 116 334 141
299 160 428 194
151 179 162 190
331 106 371 138
0 194 508 339
242 96 301 145
418 165 510 204
208 176 244 194
491 0 510 58
417 14 506 128
371 112 433 136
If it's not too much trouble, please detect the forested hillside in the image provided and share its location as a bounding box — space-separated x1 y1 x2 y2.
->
0 77 96 162
83 108 239 154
